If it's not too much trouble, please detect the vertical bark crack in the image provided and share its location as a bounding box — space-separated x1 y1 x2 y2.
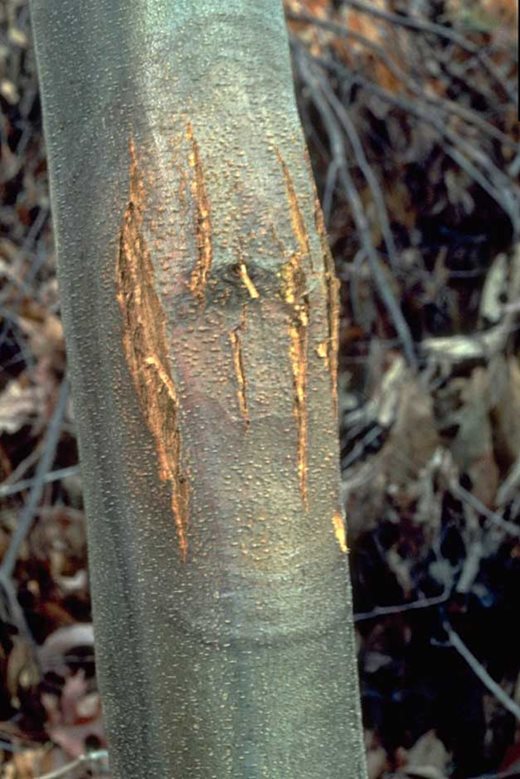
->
116 140 190 562
229 308 250 426
277 150 312 509
288 308 309 509
314 198 340 416
186 122 213 300
277 149 312 265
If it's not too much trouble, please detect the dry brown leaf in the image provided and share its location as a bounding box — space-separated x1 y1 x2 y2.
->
446 0 517 47
381 375 440 486
6 640 40 705
41 670 105 759
1 747 53 779
38 624 94 675
47 718 105 760
335 0 406 92
365 729 390 779
343 459 387 539
435 368 499 505
402 729 450 779
480 253 508 324
17 309 65 364
0 379 45 434
285 0 335 54
490 356 520 470
286 0 331 15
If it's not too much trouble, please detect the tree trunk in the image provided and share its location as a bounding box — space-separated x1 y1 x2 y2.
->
29 1 367 776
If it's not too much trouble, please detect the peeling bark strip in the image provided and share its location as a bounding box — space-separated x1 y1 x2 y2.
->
314 199 340 414
116 140 189 561
238 261 260 299
289 314 309 508
282 254 309 509
277 149 312 262
186 122 212 299
229 310 250 425
276 150 312 509
332 512 348 553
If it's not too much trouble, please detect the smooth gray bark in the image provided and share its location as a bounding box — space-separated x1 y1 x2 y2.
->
30 1 367 776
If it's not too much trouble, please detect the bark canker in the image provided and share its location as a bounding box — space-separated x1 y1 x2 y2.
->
116 134 343 558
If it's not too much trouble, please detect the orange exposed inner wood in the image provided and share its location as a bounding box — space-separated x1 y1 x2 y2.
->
238 261 260 299
281 253 305 306
332 511 348 553
229 312 250 425
116 139 189 562
277 149 312 262
277 150 312 509
186 122 212 299
288 311 309 509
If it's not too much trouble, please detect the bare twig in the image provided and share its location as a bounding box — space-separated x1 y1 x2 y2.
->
289 2 517 102
0 573 35 648
0 378 69 579
323 84 402 275
296 51 418 370
452 482 520 538
354 591 450 621
36 749 109 779
468 768 520 779
1 446 43 490
443 620 520 720
313 56 519 232
0 465 80 499
322 158 339 224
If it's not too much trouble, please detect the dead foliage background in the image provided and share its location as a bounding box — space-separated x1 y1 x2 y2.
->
0 0 519 776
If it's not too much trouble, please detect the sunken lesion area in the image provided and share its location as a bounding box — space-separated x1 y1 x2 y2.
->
115 130 346 558
116 140 189 562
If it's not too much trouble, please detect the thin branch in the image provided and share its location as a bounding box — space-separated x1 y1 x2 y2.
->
291 17 427 100
289 14 516 131
354 591 450 622
322 158 339 224
324 83 402 275
289 2 517 102
452 482 520 538
443 620 520 720
0 573 35 649
36 750 109 779
313 56 519 232
0 465 80 499
0 378 69 579
296 52 418 370
0 380 69 655
468 768 520 779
